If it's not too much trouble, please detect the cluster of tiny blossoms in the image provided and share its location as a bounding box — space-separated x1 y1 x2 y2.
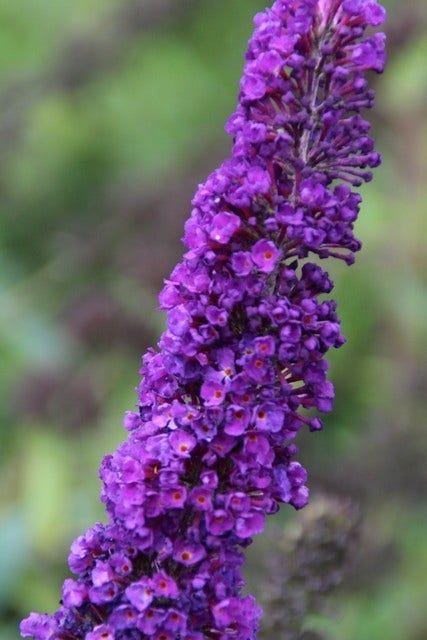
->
21 1 385 639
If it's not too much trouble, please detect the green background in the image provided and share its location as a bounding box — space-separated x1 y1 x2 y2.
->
0 0 426 638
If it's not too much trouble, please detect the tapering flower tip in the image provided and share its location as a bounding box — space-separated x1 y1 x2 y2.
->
231 0 385 192
226 0 385 265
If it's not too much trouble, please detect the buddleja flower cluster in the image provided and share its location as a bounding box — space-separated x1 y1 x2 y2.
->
21 1 385 639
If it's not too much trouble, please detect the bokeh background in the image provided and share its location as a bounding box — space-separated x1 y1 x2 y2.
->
0 0 426 638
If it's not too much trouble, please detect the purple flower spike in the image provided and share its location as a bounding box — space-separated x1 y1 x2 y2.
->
21 2 385 639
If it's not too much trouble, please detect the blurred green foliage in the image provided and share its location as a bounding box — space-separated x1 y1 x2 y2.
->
0 1 426 639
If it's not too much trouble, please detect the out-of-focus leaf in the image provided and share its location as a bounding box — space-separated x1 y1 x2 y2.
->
20 429 73 552
382 34 427 111
0 510 31 604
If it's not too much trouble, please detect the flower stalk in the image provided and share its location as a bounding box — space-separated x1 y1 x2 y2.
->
21 1 385 639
